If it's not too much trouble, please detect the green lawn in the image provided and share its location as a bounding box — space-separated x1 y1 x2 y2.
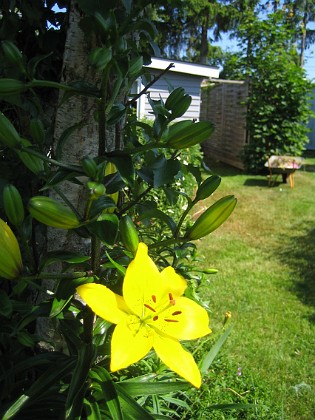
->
195 152 315 419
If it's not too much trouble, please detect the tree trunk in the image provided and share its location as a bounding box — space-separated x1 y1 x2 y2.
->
299 9 307 67
36 1 101 348
200 12 209 65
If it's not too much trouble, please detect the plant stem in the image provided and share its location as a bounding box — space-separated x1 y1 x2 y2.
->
20 146 84 173
20 271 89 281
119 185 153 216
173 201 194 238
148 237 187 250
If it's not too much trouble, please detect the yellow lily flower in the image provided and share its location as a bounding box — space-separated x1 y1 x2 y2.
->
77 243 211 388
0 218 23 279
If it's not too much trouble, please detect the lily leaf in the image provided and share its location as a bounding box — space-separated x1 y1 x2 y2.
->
117 381 190 396
199 325 233 373
89 366 123 420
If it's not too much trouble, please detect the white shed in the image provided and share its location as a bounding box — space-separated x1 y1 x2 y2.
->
135 57 219 121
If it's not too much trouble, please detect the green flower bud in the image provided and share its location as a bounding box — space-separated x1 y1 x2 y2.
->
87 181 106 198
30 119 45 144
165 121 214 149
3 184 24 226
28 196 81 229
82 156 97 178
186 195 237 240
1 40 24 71
0 78 26 95
194 175 221 202
0 218 23 279
165 87 192 119
0 111 22 148
16 138 45 175
119 215 139 254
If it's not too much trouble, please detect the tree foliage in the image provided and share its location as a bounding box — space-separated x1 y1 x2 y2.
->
229 11 314 170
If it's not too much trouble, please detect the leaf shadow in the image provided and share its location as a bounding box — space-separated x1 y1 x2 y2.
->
280 226 315 323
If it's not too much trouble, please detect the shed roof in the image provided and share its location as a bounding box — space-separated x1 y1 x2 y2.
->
147 57 219 79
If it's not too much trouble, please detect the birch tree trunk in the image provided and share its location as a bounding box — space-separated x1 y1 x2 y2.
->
37 1 121 347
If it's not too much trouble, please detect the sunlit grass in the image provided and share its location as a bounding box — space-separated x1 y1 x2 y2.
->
195 153 315 419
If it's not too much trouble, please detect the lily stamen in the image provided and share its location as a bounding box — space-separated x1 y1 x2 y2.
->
169 293 176 305
144 303 156 312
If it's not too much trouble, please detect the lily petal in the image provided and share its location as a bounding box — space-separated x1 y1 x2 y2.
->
153 333 202 388
123 243 167 317
160 266 187 297
77 283 127 324
150 296 211 340
110 316 153 371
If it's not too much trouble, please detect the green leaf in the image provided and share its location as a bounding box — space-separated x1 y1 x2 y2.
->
152 157 181 188
138 155 181 188
117 381 190 396
89 195 117 219
90 367 123 420
207 403 259 411
106 104 126 125
199 325 233 373
137 209 176 233
105 251 126 276
116 384 155 420
2 395 30 420
107 153 135 186
0 289 12 317
40 250 91 269
65 343 96 418
2 357 76 419
50 277 94 318
56 121 86 160
40 169 83 190
87 214 119 246
83 398 102 420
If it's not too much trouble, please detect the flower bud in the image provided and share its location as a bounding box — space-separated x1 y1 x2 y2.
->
30 119 45 144
28 196 81 229
82 156 97 178
119 215 139 254
165 121 214 149
0 218 23 279
0 111 22 148
87 181 106 198
186 195 237 240
194 175 221 202
3 184 24 226
17 139 44 174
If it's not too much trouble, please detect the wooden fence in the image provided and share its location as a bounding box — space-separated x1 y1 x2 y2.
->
200 80 248 169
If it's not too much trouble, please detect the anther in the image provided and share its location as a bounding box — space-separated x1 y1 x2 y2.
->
169 293 175 305
172 311 182 316
152 295 156 303
153 315 158 321
164 319 179 323
144 303 156 312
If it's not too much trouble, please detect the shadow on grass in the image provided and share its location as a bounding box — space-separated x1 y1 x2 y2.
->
302 164 315 173
203 157 243 177
281 227 315 323
243 178 272 187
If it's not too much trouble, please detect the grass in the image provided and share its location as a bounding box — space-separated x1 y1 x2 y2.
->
193 152 315 419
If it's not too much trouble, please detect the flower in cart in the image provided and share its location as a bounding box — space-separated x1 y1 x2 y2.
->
77 243 211 388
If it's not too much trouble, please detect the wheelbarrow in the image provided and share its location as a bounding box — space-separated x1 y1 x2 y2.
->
265 156 304 188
